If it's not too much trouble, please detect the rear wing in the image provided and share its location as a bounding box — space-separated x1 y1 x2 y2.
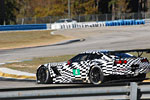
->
108 49 150 57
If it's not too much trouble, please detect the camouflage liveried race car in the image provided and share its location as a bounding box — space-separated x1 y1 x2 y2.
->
36 49 150 85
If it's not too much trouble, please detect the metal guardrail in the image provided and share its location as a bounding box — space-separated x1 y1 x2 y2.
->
0 82 150 100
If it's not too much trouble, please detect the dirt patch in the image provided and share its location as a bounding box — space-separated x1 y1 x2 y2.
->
0 30 73 50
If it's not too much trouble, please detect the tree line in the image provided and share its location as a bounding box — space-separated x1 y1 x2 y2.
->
0 0 148 25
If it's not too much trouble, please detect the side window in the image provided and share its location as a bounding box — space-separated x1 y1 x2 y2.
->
67 19 72 22
95 54 103 59
70 54 88 62
88 54 102 60
88 54 95 60
80 55 88 61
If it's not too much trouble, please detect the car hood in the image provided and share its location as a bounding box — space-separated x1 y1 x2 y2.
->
44 61 67 67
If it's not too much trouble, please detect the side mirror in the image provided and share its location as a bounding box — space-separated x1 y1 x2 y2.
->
67 60 71 66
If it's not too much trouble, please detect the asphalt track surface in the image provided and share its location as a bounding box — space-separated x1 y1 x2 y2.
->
0 25 150 64
0 25 150 88
0 79 87 89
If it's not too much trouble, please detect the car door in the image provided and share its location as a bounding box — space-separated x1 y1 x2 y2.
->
55 54 87 83
68 54 89 80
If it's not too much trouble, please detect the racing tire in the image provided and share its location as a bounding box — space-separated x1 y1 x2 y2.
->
136 73 146 81
36 66 52 84
89 66 104 85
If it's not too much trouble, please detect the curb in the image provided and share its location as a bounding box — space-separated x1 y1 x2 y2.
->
143 80 150 82
0 68 36 81
0 71 36 80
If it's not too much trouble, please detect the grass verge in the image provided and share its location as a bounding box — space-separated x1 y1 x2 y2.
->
0 30 71 50
1 54 75 74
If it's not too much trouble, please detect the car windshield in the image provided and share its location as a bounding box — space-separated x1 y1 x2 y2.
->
55 19 74 23
66 19 73 22
55 19 65 23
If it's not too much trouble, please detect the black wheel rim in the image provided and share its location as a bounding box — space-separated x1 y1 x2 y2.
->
91 67 101 83
38 67 47 83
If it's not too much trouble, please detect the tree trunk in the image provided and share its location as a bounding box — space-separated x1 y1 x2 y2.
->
0 0 5 25
112 3 115 20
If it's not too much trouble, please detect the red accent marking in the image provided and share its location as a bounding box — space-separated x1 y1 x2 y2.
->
115 60 122 64
123 60 127 64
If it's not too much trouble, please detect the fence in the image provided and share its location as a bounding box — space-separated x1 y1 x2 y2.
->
16 12 150 25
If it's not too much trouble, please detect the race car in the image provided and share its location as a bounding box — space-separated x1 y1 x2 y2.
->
36 49 150 84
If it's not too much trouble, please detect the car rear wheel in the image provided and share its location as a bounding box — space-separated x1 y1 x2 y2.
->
136 73 146 81
89 66 104 85
36 66 52 84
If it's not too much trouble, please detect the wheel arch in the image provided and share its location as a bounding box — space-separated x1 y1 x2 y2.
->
88 62 103 74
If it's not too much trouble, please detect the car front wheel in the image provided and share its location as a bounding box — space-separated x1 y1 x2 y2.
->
36 66 52 84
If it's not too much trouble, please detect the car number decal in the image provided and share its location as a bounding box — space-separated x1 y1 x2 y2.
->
73 69 80 75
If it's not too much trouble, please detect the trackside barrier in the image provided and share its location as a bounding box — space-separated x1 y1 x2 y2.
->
0 24 47 31
0 82 150 99
144 19 150 24
51 22 106 30
105 19 145 26
51 19 145 30
0 19 145 31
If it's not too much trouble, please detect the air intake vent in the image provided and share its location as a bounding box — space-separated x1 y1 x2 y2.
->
51 67 61 76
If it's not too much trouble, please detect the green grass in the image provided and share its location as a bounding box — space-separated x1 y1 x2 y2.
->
0 30 70 49
1 54 75 73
